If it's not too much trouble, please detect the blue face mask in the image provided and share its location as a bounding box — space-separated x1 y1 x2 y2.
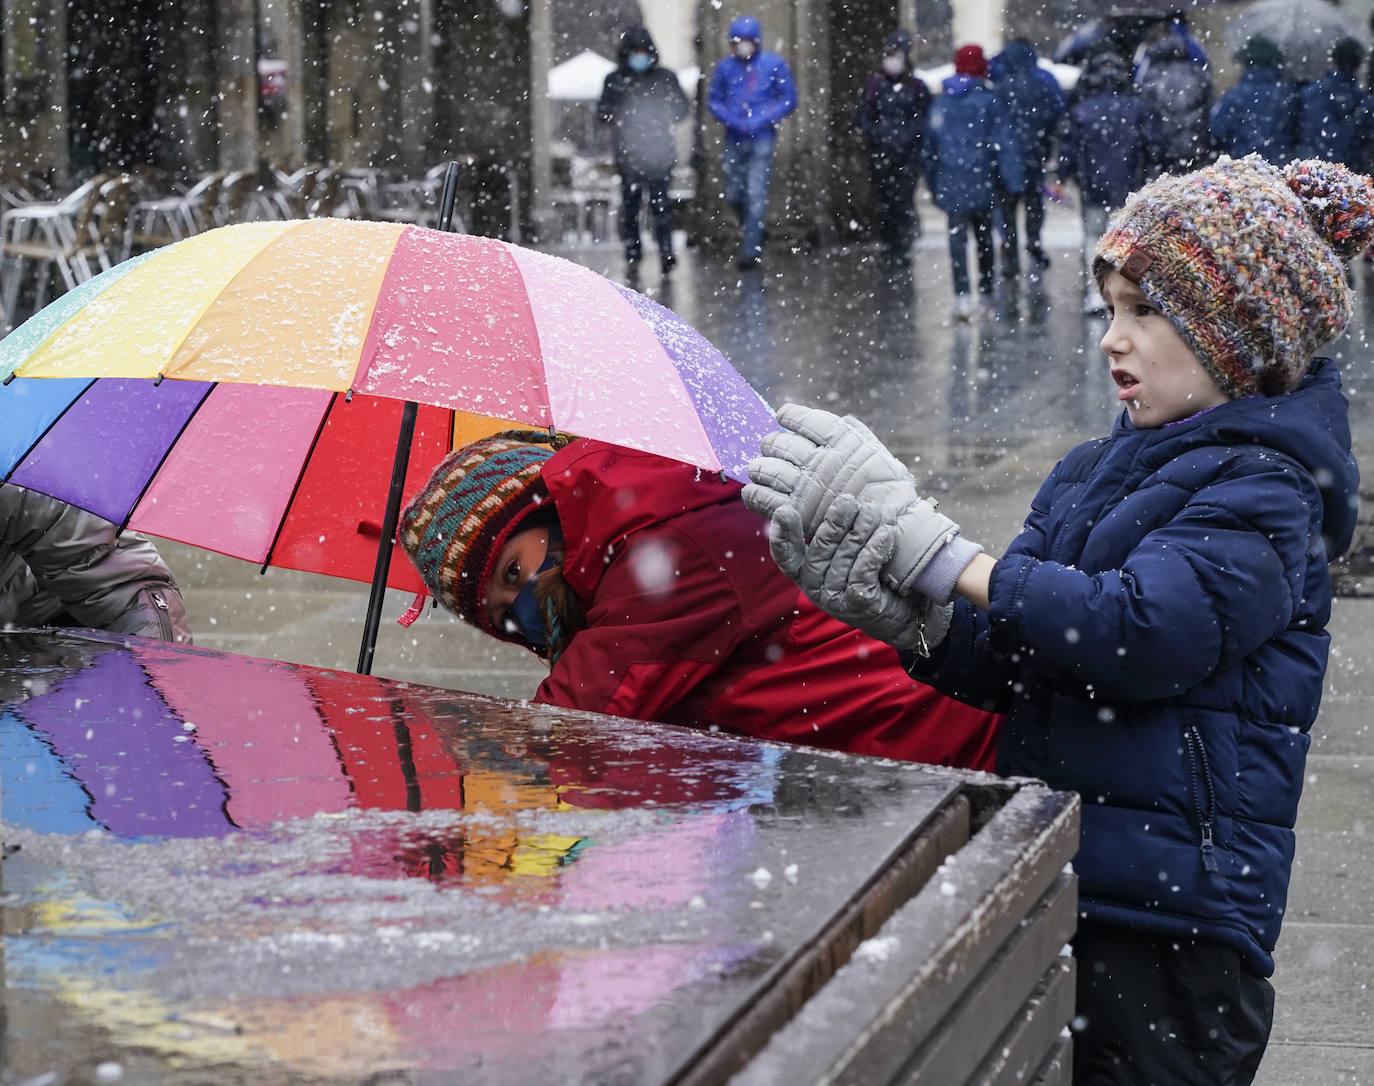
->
507 547 561 647
627 52 653 73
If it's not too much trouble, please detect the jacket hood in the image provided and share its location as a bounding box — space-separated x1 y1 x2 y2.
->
1119 357 1359 557
1144 33 1191 65
617 24 658 65
729 15 760 42
541 440 744 600
993 40 1039 76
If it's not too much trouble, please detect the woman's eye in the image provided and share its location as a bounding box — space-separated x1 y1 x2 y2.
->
1136 303 1156 317
504 559 520 586
500 608 518 634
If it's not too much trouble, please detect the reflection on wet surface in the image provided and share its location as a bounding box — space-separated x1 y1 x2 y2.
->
1 629 974 1083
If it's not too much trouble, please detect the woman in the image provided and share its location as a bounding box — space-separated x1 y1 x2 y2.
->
398 431 1001 770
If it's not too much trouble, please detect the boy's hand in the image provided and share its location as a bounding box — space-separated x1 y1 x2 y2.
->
744 404 917 531
768 496 951 653
744 404 961 595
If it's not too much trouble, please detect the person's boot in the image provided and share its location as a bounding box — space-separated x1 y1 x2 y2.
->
660 251 676 276
1028 244 1051 270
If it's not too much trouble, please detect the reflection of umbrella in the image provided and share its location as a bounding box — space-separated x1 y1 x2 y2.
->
548 49 617 100
1226 0 1363 83
0 219 774 670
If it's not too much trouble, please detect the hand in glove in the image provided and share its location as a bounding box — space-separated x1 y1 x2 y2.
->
768 494 952 655
744 404 967 596
744 403 917 531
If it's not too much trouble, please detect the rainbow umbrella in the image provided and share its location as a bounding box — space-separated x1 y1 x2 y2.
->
0 217 775 671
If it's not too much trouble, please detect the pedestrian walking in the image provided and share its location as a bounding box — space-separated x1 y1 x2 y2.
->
743 154 1374 1086
1 482 191 642
990 39 1064 275
1296 38 1374 174
1134 19 1214 175
855 29 931 264
706 14 798 270
1055 50 1163 314
397 433 1002 770
1211 35 1299 165
922 44 1024 319
597 24 691 282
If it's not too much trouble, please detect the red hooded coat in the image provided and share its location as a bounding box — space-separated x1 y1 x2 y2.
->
533 440 1001 771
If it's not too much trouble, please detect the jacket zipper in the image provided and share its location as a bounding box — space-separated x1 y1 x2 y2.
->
146 588 173 642
1183 724 1219 873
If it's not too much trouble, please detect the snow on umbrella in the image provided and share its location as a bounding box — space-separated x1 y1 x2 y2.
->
1225 0 1363 83
0 217 775 671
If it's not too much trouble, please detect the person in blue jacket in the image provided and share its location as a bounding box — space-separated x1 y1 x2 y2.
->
1296 37 1374 174
1211 35 1299 165
922 44 1024 319
707 14 798 270
989 39 1064 275
742 154 1374 1085
1056 50 1163 313
856 29 931 264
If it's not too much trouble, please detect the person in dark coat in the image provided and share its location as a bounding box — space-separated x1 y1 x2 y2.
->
1296 37 1374 174
1056 50 1163 313
922 44 1025 319
1 483 191 642
1134 22 1213 174
990 39 1064 274
1211 35 1299 165
397 433 1003 770
743 155 1374 1086
856 29 931 264
597 25 691 279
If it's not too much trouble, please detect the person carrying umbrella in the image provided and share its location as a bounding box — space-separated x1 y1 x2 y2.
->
397 432 1002 771
1 482 190 642
741 155 1374 1084
597 24 691 282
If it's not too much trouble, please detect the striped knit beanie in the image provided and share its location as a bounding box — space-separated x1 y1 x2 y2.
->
399 432 558 640
1094 155 1374 398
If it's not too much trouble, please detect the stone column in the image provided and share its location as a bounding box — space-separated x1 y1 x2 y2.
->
216 0 261 173
528 0 554 241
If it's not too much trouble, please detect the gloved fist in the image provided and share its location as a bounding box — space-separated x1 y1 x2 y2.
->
768 495 951 655
743 404 918 533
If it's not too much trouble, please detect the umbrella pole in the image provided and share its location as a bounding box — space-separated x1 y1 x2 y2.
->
356 161 464 674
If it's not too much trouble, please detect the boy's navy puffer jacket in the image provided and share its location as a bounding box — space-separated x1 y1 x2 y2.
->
909 358 1358 976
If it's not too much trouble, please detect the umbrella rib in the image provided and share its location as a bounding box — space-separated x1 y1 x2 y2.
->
119 380 220 532
1 377 98 486
259 389 338 573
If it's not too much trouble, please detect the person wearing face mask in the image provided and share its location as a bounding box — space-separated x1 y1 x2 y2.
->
597 25 691 281
398 431 1003 771
856 29 932 265
706 14 798 270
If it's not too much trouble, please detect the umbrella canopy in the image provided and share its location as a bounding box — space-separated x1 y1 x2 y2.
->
1226 0 1363 83
0 219 773 614
548 49 617 100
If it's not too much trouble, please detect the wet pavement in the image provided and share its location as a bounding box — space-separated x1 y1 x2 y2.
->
48 197 1374 1082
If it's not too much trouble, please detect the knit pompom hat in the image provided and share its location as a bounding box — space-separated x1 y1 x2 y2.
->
1094 155 1374 398
398 431 560 641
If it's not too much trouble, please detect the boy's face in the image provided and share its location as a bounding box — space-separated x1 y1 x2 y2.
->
1099 270 1230 428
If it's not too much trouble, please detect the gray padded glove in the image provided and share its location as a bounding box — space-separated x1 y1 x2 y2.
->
769 495 952 655
744 403 916 530
744 404 962 595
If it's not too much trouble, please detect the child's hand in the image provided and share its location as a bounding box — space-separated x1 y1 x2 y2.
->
767 495 950 654
744 404 917 534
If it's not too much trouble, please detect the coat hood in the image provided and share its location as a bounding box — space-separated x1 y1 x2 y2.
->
1118 356 1359 557
1144 33 1191 66
617 24 658 66
940 72 982 97
541 440 743 600
993 40 1039 77
729 15 760 42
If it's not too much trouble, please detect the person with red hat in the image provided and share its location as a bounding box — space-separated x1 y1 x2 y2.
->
921 43 1024 319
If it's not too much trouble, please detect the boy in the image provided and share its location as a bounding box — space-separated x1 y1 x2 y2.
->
742 155 1374 1083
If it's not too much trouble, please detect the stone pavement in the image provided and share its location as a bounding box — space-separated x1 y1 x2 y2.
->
160 196 1374 1082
